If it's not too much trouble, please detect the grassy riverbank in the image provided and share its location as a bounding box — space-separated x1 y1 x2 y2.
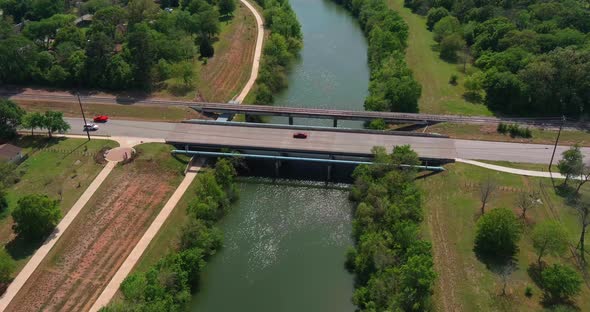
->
419 163 590 311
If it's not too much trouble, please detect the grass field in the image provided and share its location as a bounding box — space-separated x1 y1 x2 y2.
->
155 2 258 102
426 123 590 146
387 0 492 116
5 143 191 311
0 137 118 277
16 100 201 122
419 163 590 311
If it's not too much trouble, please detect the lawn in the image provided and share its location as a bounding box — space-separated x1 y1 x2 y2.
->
16 100 201 122
419 163 590 311
426 123 590 146
387 0 492 116
5 143 192 311
0 137 118 276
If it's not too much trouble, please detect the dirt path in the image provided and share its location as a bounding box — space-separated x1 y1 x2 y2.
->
0 161 116 312
4 162 178 312
199 0 263 103
89 159 203 311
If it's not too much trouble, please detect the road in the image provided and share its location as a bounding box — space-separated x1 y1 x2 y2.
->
64 118 590 164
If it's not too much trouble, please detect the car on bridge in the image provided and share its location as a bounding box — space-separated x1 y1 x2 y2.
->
93 115 109 122
293 132 308 139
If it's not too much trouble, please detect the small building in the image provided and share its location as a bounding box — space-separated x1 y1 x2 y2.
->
0 144 23 163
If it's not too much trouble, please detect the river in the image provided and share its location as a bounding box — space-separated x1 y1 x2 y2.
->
190 0 369 310
270 0 370 127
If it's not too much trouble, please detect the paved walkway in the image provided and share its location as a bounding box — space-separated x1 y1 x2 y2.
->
456 158 567 179
89 159 204 311
0 161 117 311
234 0 264 104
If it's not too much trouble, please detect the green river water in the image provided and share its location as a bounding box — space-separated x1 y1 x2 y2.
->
190 0 369 310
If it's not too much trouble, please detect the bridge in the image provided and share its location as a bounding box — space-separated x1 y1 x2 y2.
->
191 102 565 127
165 122 457 163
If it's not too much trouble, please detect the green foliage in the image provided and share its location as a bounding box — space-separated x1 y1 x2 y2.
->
218 0 235 16
42 111 70 138
449 74 458 85
496 123 532 138
112 159 238 310
525 285 533 298
557 145 584 185
403 0 590 117
541 264 582 303
0 99 25 139
474 208 522 261
0 0 225 91
367 119 387 130
348 145 435 311
12 194 61 241
252 0 302 104
0 247 15 283
0 186 7 213
532 220 568 265
440 33 465 61
334 0 420 113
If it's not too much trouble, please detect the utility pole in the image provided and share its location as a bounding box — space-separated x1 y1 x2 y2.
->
549 115 566 172
77 92 91 140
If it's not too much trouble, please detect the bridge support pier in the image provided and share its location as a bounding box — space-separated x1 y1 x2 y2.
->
274 159 280 179
326 155 334 183
289 116 293 125
333 119 338 127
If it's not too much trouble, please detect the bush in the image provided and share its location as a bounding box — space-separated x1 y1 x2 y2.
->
449 74 458 85
497 122 508 134
541 264 582 303
497 123 532 138
525 285 533 298
12 194 61 241
367 119 387 130
474 208 522 261
0 247 16 283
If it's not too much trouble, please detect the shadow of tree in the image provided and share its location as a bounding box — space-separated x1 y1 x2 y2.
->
5 234 44 261
463 91 484 104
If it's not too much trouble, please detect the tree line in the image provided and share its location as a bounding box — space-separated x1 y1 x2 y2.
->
333 0 422 113
405 0 590 117
0 99 69 139
102 158 238 311
346 145 436 311
251 0 302 105
0 0 236 91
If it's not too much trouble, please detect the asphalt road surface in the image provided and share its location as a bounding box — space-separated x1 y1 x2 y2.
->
65 118 590 164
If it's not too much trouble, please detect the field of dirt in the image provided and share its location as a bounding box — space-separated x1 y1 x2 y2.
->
198 2 258 102
5 163 178 312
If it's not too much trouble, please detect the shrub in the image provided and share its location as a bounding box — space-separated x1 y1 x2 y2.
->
367 119 387 130
449 74 458 85
474 208 522 261
525 285 533 298
12 194 61 241
541 264 582 303
497 122 508 134
0 247 16 283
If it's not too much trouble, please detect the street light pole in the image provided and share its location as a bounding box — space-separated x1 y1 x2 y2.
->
77 92 91 140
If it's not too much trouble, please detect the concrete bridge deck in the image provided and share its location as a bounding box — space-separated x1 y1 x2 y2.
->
165 123 457 161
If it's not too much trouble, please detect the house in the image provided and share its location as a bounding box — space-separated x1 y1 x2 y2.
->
0 144 23 163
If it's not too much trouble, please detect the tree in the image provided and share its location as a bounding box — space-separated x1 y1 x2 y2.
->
516 190 537 220
41 111 70 138
541 264 582 303
433 16 461 42
532 221 568 268
127 0 160 25
426 7 449 31
30 0 65 20
474 208 522 261
497 262 516 296
12 194 61 241
0 99 25 139
439 33 465 61
558 145 584 187
575 202 590 263
0 247 15 283
127 22 157 89
0 186 8 213
21 112 44 135
218 0 235 16
479 175 496 215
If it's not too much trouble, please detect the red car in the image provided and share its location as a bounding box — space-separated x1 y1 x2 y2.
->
293 132 308 139
93 115 109 122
